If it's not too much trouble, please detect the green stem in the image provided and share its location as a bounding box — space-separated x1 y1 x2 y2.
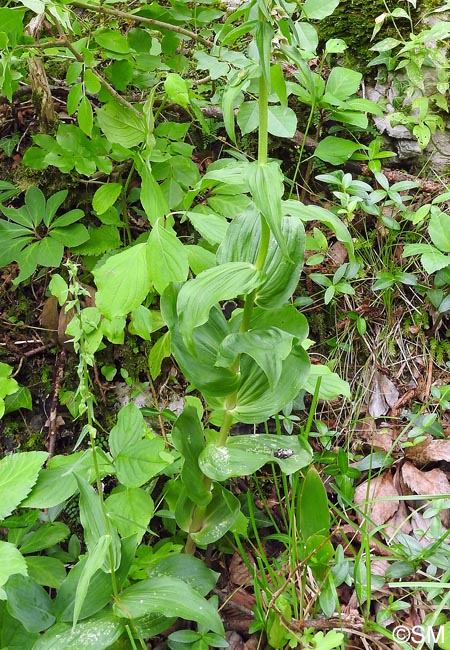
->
257 72 269 165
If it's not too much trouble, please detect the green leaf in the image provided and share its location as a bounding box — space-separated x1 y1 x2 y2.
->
172 406 210 506
146 219 189 293
304 364 351 400
268 105 297 137
297 467 331 539
92 183 122 215
31 613 124 650
114 437 167 488
109 403 146 457
199 434 312 481
216 328 294 389
177 262 261 349
190 484 240 546
0 541 27 590
95 29 129 53
403 243 450 274
149 331 171 379
0 451 47 519
429 211 450 252
25 556 66 589
94 243 151 319
302 0 339 19
97 101 144 148
186 210 228 245
248 161 288 256
129 305 153 340
148 554 219 596
4 386 32 414
24 186 46 228
21 450 113 509
315 136 363 165
164 73 189 108
5 574 54 632
214 344 310 424
324 67 362 101
77 96 93 136
115 576 224 634
136 156 170 224
19 522 70 554
105 487 154 543
73 535 111 627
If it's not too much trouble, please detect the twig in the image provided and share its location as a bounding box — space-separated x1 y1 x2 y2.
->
46 348 66 460
72 1 213 48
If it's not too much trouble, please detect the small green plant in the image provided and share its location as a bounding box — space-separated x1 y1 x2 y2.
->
0 187 88 285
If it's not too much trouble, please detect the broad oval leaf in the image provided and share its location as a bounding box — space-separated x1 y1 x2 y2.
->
146 219 189 294
302 0 339 19
207 343 310 423
199 434 313 481
177 262 261 349
31 613 124 650
297 466 331 539
114 576 224 634
162 286 240 397
0 541 27 589
94 243 152 319
92 183 122 215
96 101 144 148
429 210 450 253
5 574 55 632
314 136 364 165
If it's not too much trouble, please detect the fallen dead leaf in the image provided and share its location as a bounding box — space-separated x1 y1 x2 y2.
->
354 471 399 528
368 370 399 418
404 437 450 465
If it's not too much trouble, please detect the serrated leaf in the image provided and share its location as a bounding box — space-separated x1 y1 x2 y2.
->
146 219 189 293
94 243 151 318
0 451 47 519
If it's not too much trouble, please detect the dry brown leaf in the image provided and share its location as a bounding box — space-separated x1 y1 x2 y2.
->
354 472 399 528
229 552 253 586
368 370 399 418
384 500 412 538
328 240 348 266
358 419 396 453
405 437 450 465
401 461 450 498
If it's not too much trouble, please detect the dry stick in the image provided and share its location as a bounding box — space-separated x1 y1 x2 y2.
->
47 348 66 460
71 1 213 48
52 17 142 116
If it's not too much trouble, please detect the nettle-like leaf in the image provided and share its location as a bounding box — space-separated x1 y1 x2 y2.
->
199 434 313 481
0 451 48 519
